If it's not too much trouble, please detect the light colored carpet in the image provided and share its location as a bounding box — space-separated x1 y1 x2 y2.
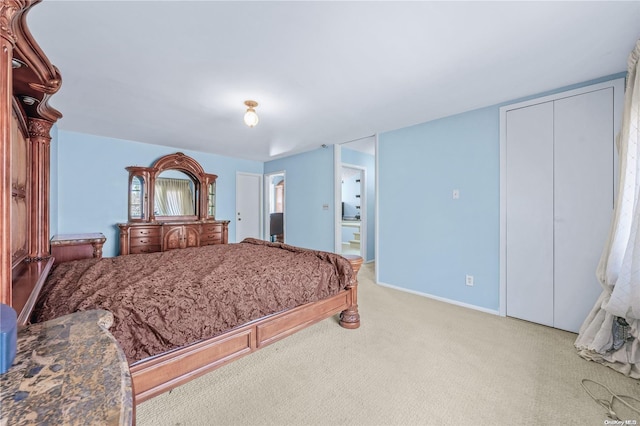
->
137 263 639 425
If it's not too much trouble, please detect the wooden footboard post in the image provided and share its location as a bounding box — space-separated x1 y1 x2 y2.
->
340 255 363 329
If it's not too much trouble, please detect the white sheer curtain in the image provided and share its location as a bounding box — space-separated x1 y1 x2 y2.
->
575 40 640 378
154 178 195 216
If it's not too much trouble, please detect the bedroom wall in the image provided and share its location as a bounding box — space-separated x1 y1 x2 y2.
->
53 130 263 257
264 146 335 253
378 106 500 312
377 73 626 313
342 147 375 262
50 124 59 237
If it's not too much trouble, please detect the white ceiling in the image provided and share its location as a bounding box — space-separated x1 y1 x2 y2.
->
28 1 640 162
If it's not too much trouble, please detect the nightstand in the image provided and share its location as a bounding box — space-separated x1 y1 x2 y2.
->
50 233 106 265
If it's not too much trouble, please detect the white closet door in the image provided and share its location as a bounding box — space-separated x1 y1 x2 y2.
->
553 88 614 332
505 101 555 327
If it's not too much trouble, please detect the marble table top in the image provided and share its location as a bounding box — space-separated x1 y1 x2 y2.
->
0 310 133 425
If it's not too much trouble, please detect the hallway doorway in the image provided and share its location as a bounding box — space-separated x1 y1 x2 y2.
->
265 171 285 243
340 165 365 257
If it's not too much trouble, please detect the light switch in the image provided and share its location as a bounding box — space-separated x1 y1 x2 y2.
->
453 189 460 199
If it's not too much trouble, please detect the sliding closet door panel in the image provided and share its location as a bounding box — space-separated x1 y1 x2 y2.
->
553 88 614 333
506 102 554 327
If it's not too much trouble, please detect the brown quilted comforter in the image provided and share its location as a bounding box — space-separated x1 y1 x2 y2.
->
33 238 354 363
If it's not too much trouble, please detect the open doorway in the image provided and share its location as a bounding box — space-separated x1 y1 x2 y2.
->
265 171 285 242
340 166 365 257
334 136 375 262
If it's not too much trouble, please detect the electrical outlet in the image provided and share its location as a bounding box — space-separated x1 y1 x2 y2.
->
465 275 474 286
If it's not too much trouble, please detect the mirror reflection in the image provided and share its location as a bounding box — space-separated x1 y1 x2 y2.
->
208 182 216 217
130 175 145 219
154 171 196 216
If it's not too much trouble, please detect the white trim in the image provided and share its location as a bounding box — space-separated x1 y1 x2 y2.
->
377 280 499 316
498 79 624 115
374 133 380 283
334 145 342 253
498 78 625 317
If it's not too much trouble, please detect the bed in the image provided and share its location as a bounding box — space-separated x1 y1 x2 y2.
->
1 1 362 406
32 239 362 401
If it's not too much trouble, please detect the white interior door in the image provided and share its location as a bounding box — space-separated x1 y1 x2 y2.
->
505 101 555 327
236 172 262 242
553 88 614 332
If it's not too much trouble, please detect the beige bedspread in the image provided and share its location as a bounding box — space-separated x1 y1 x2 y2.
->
33 239 353 363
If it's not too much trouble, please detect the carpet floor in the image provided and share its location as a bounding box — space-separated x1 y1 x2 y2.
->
137 262 639 426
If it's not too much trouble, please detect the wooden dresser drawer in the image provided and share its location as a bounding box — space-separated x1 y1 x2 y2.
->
119 220 228 255
130 227 161 238
201 234 222 245
200 223 222 245
130 245 161 254
202 223 221 233
130 236 161 247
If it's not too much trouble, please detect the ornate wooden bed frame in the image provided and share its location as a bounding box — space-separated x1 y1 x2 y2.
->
131 254 361 402
1 0 361 405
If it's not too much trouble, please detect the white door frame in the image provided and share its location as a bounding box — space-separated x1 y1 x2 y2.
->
264 170 286 242
235 172 263 242
334 146 342 253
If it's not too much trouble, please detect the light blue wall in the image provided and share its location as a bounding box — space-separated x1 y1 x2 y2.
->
378 73 626 312
50 124 59 237
54 130 263 257
264 146 334 252
342 148 375 262
379 107 500 310
51 72 625 277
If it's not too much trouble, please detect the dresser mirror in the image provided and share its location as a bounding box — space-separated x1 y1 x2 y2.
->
154 171 197 217
126 152 217 222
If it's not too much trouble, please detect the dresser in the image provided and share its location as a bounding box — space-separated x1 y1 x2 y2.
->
118 220 229 255
119 152 230 256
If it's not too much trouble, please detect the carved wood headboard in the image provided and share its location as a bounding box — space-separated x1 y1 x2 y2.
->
1 0 62 323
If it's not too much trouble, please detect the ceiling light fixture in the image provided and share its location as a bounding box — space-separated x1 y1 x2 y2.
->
243 100 259 128
12 59 26 69
21 95 39 105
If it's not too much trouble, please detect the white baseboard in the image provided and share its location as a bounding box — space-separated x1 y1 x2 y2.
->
376 281 499 316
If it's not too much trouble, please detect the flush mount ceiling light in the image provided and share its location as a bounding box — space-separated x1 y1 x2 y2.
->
243 100 259 128
21 95 39 105
12 58 26 69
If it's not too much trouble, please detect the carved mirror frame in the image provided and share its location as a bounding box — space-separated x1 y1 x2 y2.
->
126 152 217 222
